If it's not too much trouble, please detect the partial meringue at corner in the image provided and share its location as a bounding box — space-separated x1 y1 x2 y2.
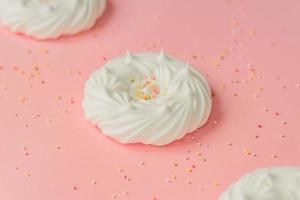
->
82 51 212 146
220 167 300 200
0 0 106 39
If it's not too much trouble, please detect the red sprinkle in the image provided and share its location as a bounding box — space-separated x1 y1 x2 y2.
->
258 124 263 128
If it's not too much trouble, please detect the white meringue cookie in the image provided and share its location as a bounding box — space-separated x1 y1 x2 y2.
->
220 167 300 200
82 51 212 146
0 0 106 39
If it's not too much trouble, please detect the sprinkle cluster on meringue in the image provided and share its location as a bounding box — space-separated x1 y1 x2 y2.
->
82 51 212 146
220 167 300 200
0 0 106 39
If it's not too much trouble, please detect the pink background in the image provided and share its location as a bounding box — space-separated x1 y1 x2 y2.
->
1 0 300 199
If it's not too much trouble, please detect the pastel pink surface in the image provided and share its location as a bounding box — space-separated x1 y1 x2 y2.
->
0 0 300 199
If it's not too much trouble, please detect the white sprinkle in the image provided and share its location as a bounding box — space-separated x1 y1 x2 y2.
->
263 107 269 112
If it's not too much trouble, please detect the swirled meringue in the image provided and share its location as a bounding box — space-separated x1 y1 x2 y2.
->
220 167 300 200
82 51 212 146
0 0 106 39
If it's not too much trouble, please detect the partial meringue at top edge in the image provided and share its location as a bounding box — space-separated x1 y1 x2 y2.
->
82 51 212 146
219 166 300 200
0 0 106 39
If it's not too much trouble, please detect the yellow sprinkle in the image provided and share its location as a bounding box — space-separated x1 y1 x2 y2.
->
244 149 252 156
214 181 220 187
212 60 220 67
186 168 193 173
19 97 26 103
249 28 256 36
